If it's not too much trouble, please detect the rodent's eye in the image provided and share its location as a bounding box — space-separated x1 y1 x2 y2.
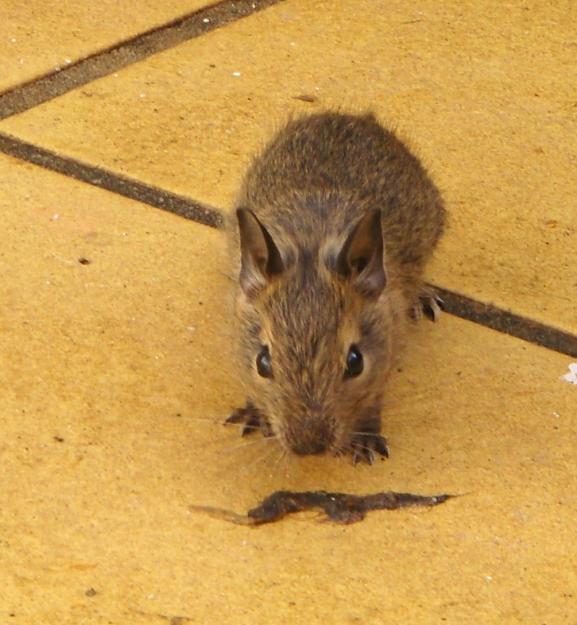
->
256 345 273 378
344 345 363 379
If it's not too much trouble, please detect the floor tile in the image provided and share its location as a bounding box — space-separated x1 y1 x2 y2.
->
1 153 576 624
2 0 575 334
0 0 212 93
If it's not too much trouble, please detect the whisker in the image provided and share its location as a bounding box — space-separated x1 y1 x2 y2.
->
221 434 278 455
183 430 252 453
332 447 354 469
193 428 276 459
385 441 419 457
177 416 254 432
183 415 259 427
239 442 280 475
383 390 447 411
349 430 420 456
269 447 288 478
210 435 279 480
223 423 260 431
216 268 237 283
277 448 293 480
385 369 482 406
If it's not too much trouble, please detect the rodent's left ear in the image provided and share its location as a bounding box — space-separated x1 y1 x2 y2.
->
237 208 285 298
335 209 387 299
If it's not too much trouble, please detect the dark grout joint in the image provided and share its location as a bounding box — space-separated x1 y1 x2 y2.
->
0 0 286 120
433 286 577 358
0 132 224 228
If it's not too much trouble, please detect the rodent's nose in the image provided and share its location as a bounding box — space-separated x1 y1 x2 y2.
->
287 414 334 456
291 440 328 456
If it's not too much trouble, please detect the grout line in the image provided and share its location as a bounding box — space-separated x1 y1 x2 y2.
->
1 0 572 359
0 131 575 358
0 0 285 120
0 131 223 228
433 286 577 358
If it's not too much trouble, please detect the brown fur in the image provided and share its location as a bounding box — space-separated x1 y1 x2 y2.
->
228 111 445 463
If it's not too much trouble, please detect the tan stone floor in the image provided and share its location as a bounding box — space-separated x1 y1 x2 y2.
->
1 2 576 624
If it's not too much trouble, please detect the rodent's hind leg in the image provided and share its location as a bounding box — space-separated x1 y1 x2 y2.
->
225 401 273 437
348 416 389 465
411 287 444 322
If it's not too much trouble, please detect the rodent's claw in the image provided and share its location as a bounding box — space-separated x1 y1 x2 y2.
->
349 433 389 465
412 289 444 322
422 294 444 322
225 402 272 438
225 406 259 437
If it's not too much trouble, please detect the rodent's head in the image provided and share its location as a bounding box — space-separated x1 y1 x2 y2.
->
235 207 400 457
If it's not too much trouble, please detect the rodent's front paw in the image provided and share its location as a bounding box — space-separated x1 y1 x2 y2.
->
225 401 273 438
349 433 389 465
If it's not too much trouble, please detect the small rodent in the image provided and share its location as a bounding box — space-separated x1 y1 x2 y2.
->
227 111 446 463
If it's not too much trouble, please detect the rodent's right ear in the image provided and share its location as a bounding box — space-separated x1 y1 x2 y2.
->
334 209 387 300
237 208 285 298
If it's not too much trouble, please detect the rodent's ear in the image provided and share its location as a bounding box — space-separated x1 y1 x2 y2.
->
237 208 285 298
335 209 387 299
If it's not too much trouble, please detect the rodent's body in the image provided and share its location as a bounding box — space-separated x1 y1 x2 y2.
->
228 112 445 463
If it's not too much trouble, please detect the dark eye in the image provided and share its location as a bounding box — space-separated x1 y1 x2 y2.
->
344 345 363 379
256 345 273 378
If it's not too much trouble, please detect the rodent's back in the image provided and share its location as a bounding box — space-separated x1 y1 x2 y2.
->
237 111 446 278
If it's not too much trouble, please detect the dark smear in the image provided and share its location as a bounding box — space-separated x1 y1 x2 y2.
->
85 588 97 597
53 436 65 442
190 489 452 526
78 257 91 265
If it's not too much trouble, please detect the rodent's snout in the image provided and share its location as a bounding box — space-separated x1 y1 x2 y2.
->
290 439 329 456
285 417 335 456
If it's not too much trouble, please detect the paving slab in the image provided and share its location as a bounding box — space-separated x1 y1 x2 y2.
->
1 0 575 336
0 0 212 93
1 153 577 624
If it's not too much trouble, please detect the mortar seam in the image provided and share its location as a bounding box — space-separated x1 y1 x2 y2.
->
0 131 223 228
0 0 286 120
0 130 575 358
